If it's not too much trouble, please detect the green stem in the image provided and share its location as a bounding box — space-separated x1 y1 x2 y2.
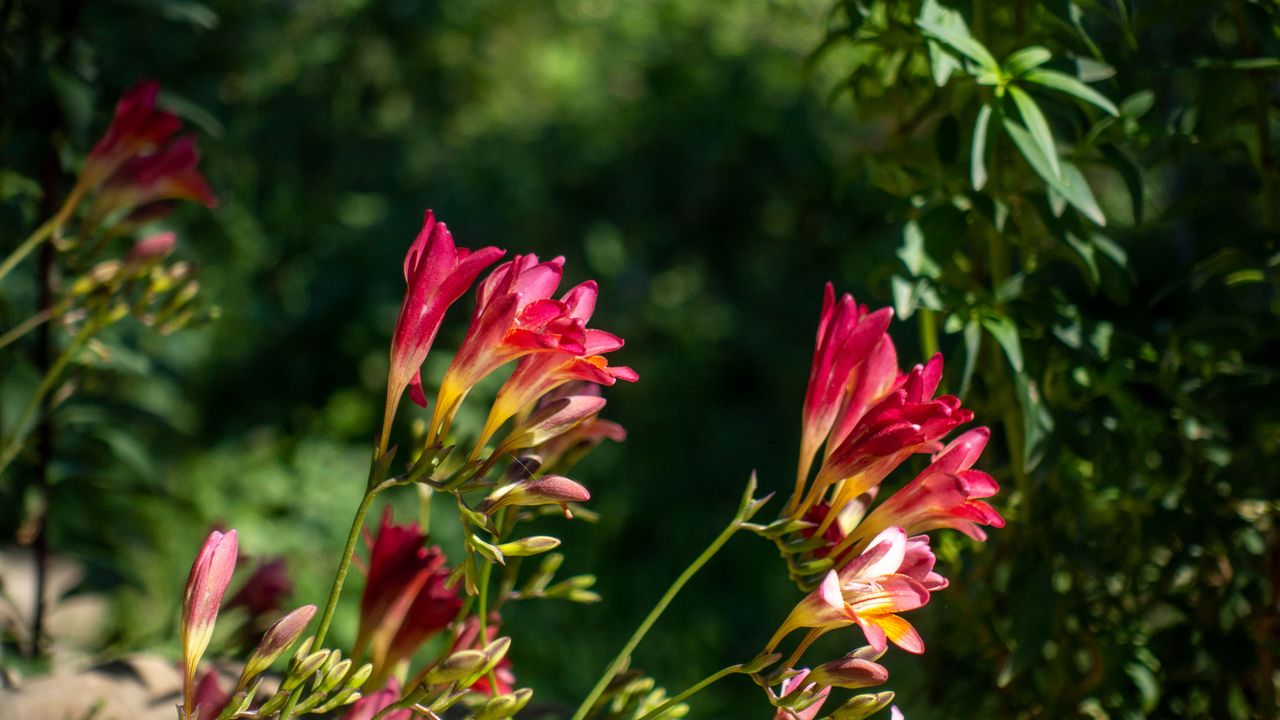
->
569 516 745 720
475 555 499 695
634 665 742 720
0 187 81 285
0 318 97 476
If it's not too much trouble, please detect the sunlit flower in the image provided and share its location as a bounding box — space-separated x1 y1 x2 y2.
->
797 285 895 490
385 211 505 439
772 669 830 720
528 385 627 472
481 474 591 516
851 428 1004 550
769 527 941 655
474 281 637 454
806 648 890 689
355 509 462 687
180 530 238 717
428 253 576 442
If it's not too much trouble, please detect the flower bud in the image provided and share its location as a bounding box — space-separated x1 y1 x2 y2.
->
482 475 590 515
475 688 533 720
425 650 488 685
284 649 332 691
806 654 889 689
180 530 238 715
496 536 561 557
320 659 354 694
126 231 176 265
828 691 895 720
241 605 316 682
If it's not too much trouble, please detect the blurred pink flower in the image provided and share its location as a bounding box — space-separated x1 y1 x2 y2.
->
772 669 830 720
448 614 515 695
81 80 182 189
342 678 411 720
91 136 216 216
226 557 292 619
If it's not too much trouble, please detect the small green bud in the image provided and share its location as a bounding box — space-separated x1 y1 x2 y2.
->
829 691 895 720
496 536 561 557
320 658 353 693
425 650 488 685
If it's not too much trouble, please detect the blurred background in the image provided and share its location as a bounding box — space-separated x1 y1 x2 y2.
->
2 0 1279 718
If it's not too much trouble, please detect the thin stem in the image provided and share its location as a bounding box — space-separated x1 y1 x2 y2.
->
475 553 498 696
0 186 81 285
569 515 745 720
0 318 97 476
313 488 378 649
634 665 742 720
0 303 69 351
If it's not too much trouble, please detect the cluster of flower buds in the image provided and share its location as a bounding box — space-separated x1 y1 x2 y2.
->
589 667 690 720
60 231 214 337
748 284 1005 719
178 530 344 720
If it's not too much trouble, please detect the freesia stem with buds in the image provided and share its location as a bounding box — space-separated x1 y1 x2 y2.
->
635 664 744 720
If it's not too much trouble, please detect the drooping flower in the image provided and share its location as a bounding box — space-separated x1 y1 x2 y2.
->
769 527 941 655
89 136 217 219
355 509 462 687
806 648 890 689
850 428 1004 550
80 80 183 189
474 281 637 454
772 669 830 720
180 530 238 716
525 384 628 471
384 211 505 440
427 253 577 443
342 678 411 720
481 474 591 516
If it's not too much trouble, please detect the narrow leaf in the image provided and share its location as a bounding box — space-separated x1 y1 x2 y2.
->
917 20 998 72
971 104 993 190
982 314 1024 373
1008 85 1060 178
1004 46 1052 76
1023 69 1119 116
1002 120 1106 225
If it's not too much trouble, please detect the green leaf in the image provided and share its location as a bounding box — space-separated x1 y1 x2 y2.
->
1120 90 1155 118
971 104 993 190
982 314 1023 373
959 318 981 397
1100 144 1143 224
1008 85 1060 178
1023 69 1119 116
1002 119 1106 225
897 220 940 278
1004 46 1052 76
916 19 998 73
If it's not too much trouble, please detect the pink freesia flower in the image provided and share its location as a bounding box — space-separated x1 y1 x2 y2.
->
806 648 890 689
384 211 505 441
81 80 183 189
342 678 411 720
798 285 894 489
474 281 637 454
180 530 238 716
427 253 576 442
772 669 830 720
851 428 1004 550
355 509 462 686
770 527 941 655
797 355 974 538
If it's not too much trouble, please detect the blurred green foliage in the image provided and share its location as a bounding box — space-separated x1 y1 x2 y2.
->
2 0 1279 718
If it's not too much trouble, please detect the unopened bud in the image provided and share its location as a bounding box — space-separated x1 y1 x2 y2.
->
320 658 353 693
426 649 488 684
807 654 889 689
241 605 316 682
496 536 561 557
345 663 373 690
284 650 330 691
126 232 176 264
483 475 590 516
829 691 895 720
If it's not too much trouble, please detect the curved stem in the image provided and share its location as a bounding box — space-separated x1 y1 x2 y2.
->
0 317 97 476
634 665 742 720
0 186 81 285
568 515 745 720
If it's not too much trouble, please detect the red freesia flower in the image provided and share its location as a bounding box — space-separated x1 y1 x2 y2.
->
853 428 1004 546
427 253 577 443
225 557 292 619
798 285 895 490
81 80 183 189
355 509 462 686
474 281 637 454
190 669 231 720
91 137 217 218
385 211 504 440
